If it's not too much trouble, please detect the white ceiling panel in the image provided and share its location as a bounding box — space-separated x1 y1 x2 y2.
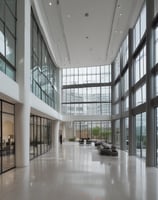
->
32 0 144 68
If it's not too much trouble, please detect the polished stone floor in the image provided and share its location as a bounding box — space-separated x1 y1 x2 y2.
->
0 142 158 200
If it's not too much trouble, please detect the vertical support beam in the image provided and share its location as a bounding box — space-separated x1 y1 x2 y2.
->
128 29 136 156
146 0 155 166
120 118 126 150
58 69 62 113
111 62 115 145
15 0 31 167
120 51 125 150
62 122 66 141
52 120 60 149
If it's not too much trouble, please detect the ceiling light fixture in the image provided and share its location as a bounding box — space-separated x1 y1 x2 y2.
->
119 13 123 16
49 2 52 6
84 13 89 17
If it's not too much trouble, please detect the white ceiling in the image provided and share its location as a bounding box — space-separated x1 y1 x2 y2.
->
33 0 144 68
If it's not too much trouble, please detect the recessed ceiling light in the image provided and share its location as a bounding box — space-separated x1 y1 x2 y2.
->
49 2 52 6
119 13 123 16
84 13 89 17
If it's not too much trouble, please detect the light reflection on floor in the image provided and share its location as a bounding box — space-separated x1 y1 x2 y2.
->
0 142 158 200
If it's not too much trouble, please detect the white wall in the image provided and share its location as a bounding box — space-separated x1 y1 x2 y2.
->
0 72 19 102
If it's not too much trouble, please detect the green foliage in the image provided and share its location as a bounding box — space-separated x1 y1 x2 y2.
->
69 137 76 142
92 127 111 139
92 126 100 137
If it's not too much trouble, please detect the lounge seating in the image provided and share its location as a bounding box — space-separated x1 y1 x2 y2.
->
98 142 118 156
79 138 93 145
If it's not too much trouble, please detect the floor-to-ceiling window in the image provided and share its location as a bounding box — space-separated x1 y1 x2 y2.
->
73 121 111 143
0 100 15 174
30 115 51 160
132 5 146 159
135 112 146 158
112 4 147 158
62 66 111 115
0 0 16 80
114 120 120 147
123 118 129 152
31 12 59 111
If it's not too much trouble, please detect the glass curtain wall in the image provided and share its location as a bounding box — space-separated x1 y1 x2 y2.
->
73 121 111 143
30 115 51 160
112 5 146 156
0 100 15 174
132 5 147 160
0 0 16 80
31 12 59 111
62 65 111 115
135 112 146 158
123 118 129 151
114 120 120 147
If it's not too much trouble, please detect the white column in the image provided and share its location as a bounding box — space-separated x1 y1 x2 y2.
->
52 120 60 149
62 122 66 141
15 0 31 167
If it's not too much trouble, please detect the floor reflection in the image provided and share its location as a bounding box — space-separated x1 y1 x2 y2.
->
0 142 158 200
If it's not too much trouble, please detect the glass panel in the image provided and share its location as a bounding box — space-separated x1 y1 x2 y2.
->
6 64 15 80
33 117 38 157
62 65 111 115
30 116 51 160
2 113 15 172
30 117 34 159
140 5 146 38
2 102 14 114
0 21 5 56
5 0 16 16
124 118 129 151
115 120 120 147
136 113 146 158
102 103 111 115
37 123 41 156
0 0 5 21
135 84 146 106
5 5 15 35
114 53 120 80
134 45 146 84
155 0 158 15
0 58 5 73
80 122 88 139
5 29 15 66
31 14 59 110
